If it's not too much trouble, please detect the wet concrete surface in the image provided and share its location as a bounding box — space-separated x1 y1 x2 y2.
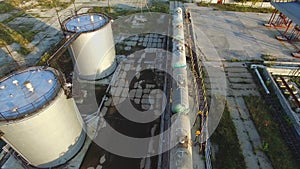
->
80 47 168 169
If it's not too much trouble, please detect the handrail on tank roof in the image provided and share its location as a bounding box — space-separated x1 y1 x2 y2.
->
0 68 63 122
62 15 109 33
0 81 61 122
57 6 112 30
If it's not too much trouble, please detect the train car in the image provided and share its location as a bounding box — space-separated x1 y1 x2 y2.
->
172 67 189 113
172 43 187 69
169 114 193 169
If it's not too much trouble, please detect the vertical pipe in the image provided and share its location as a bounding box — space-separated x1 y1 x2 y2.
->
254 68 270 94
282 20 293 37
90 15 94 23
268 9 278 25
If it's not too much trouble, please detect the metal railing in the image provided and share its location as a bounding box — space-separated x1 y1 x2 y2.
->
185 7 212 169
271 0 298 2
63 17 108 33
0 79 60 121
58 6 111 34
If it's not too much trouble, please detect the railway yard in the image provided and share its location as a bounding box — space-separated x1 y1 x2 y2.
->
0 0 300 169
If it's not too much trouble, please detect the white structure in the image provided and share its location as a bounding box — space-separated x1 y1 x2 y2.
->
0 67 85 168
172 7 189 113
62 13 117 80
169 7 193 169
170 114 193 169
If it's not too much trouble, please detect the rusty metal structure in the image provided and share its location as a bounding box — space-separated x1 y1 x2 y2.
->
265 0 300 58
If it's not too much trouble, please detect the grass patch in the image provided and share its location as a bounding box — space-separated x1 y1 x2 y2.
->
0 2 15 14
197 2 273 13
290 76 300 88
244 96 299 169
15 26 38 42
1 12 24 24
6 0 71 10
17 46 31 55
89 1 169 19
36 0 71 9
37 52 51 66
211 104 246 169
148 1 169 13
230 57 242 62
261 54 277 61
6 0 29 8
0 23 30 47
0 23 32 54
89 7 139 19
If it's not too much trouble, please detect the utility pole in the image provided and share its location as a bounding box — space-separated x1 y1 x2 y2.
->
108 0 111 13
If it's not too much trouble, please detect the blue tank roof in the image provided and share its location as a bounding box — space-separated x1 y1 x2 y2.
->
271 1 300 26
0 67 60 120
64 13 109 33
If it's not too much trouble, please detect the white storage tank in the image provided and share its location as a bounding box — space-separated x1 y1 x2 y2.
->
0 67 85 168
62 13 117 80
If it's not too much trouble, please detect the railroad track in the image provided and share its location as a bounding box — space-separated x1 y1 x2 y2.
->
255 75 300 163
185 8 212 169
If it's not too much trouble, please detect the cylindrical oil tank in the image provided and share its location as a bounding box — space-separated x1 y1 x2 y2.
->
62 13 117 80
0 67 85 168
172 6 189 114
173 8 184 41
173 24 184 41
172 68 189 113
172 43 187 69
170 114 193 169
173 7 183 22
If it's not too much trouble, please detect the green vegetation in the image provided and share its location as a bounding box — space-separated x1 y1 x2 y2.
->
1 12 24 24
261 54 277 61
292 77 300 87
244 96 299 169
3 0 71 10
148 1 169 13
230 57 242 62
235 0 263 5
0 22 35 55
15 26 38 42
0 2 15 14
0 0 74 59
36 0 71 9
0 24 35 55
0 23 30 47
89 1 169 19
211 104 246 169
90 7 140 19
5 0 29 8
197 2 273 13
17 47 31 55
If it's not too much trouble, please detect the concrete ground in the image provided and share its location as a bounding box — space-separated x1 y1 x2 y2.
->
227 96 272 169
184 2 300 168
0 0 150 76
186 3 300 62
0 3 68 75
80 49 167 169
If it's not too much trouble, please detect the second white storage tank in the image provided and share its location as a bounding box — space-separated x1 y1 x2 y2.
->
62 13 117 80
